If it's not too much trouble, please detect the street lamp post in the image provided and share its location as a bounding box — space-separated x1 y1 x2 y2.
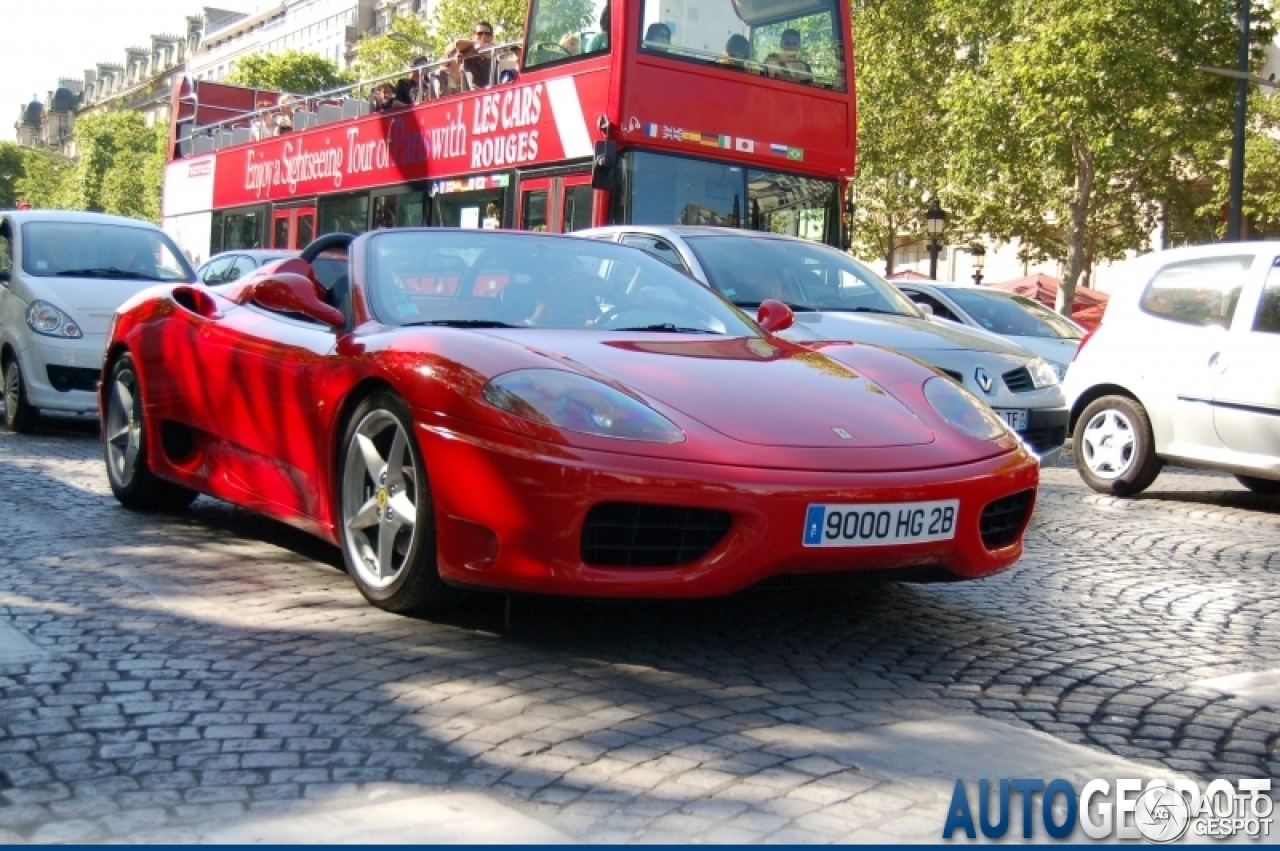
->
926 201 947 280
970 244 986 285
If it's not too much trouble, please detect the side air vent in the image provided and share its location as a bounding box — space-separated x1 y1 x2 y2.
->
581 503 732 567
979 489 1035 549
1002 367 1034 393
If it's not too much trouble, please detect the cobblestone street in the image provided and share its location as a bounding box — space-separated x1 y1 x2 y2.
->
1 422 1278 843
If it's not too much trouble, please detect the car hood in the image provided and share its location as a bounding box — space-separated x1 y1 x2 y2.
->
481 331 937 449
1003 335 1080 366
788 311 1036 357
19 274 178 336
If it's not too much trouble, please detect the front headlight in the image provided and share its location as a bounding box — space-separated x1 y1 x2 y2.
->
1027 357 1059 388
483 369 686 443
26 300 83 338
923 376 1008 441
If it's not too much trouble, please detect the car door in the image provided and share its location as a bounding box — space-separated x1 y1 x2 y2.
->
1212 256 1280 459
0 218 15 342
196 294 340 522
1134 253 1257 453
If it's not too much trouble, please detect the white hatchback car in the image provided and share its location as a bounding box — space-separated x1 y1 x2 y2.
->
1063 242 1280 495
0 210 196 432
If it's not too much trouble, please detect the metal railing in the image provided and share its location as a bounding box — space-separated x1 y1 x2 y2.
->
181 41 522 156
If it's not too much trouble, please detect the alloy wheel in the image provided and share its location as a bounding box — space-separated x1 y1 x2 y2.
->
1080 408 1136 481
105 368 142 487
341 409 419 590
3 362 17 424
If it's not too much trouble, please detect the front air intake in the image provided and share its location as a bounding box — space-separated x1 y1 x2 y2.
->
1002 366 1034 393
581 503 732 567
979 489 1034 549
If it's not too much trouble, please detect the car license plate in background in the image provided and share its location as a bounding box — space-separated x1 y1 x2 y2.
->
803 499 960 548
994 408 1028 431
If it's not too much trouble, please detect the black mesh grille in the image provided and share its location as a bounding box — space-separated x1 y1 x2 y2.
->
979 489 1034 549
581 503 732 567
46 365 100 393
1020 425 1067 455
1002 367 1034 393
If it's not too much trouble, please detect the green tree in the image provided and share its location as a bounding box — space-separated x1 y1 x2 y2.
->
227 49 354 94
59 111 165 221
2 143 73 210
0 142 24 209
351 14 434 81
941 0 1271 312
847 0 958 274
1201 88 1280 239
428 0 527 55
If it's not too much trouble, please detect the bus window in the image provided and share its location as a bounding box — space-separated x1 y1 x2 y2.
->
222 207 266 250
319 193 370 236
373 190 427 230
525 0 610 68
523 190 549 231
639 0 846 90
746 171 838 243
433 187 507 229
612 151 838 246
614 151 745 229
563 184 594 232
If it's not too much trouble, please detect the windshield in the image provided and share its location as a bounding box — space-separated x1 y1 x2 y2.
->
366 231 756 335
639 0 846 90
947 289 1084 340
21 222 195 282
683 235 924 316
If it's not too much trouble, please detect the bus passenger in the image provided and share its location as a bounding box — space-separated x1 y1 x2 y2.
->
719 34 752 69
644 23 672 47
586 5 609 53
274 95 298 133
371 83 408 113
763 29 811 82
559 33 581 55
496 47 521 84
395 57 430 105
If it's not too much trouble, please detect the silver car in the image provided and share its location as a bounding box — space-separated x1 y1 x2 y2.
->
0 210 196 432
578 226 1069 463
893 280 1085 381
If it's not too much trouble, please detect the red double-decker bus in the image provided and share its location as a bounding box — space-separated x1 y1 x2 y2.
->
161 0 855 266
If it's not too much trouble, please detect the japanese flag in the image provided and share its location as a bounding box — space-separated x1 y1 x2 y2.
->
735 137 756 153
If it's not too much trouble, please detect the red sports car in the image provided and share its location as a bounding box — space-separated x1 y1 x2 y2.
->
100 230 1038 614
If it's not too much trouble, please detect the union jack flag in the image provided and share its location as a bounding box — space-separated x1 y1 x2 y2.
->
663 126 683 140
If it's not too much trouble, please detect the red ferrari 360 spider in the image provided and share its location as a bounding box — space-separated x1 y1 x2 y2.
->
100 230 1038 614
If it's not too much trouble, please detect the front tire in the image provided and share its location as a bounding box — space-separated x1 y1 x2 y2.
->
1235 474 1280 495
3 357 39 433
1073 395 1163 496
337 392 466 614
103 355 197 511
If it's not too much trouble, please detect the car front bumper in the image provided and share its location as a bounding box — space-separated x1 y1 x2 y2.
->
13 334 105 414
419 418 1042 598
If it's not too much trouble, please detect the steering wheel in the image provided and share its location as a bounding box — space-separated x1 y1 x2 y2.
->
300 233 354 263
594 304 687 330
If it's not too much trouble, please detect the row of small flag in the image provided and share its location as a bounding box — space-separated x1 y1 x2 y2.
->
641 123 803 161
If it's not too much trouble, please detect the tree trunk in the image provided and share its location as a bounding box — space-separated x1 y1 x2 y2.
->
1057 141 1094 316
884 223 897 276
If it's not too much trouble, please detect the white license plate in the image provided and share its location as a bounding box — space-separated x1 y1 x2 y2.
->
994 408 1028 430
802 499 961 548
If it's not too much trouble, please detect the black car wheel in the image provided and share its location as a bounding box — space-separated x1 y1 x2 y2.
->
3 356 39 433
1073 395 1163 496
103 354 197 511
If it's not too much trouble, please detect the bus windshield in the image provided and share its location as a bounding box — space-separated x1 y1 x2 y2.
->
639 0 846 90
613 151 839 243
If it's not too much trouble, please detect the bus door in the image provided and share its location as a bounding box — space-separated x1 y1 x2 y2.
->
518 174 596 233
271 206 317 249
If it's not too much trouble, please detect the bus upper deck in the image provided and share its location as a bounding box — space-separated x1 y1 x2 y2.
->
161 0 855 265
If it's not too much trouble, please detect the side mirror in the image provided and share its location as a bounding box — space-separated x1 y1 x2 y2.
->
913 300 934 316
756 298 794 333
252 273 345 329
591 140 618 190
